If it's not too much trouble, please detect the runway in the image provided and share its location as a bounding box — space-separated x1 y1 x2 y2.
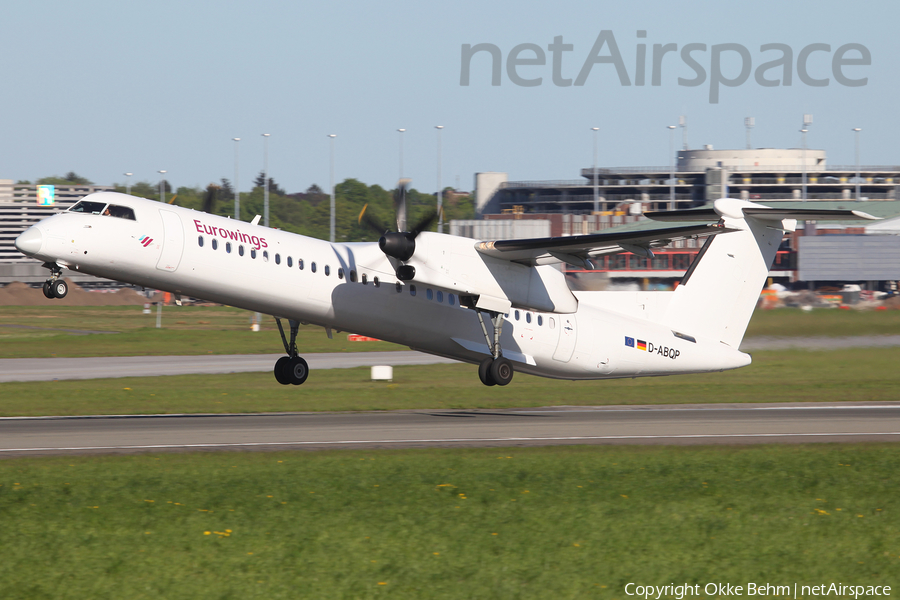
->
0 351 458 383
2 403 899 456
2 336 899 383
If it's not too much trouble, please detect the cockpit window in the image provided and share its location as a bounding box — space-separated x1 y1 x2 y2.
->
68 201 136 220
68 200 107 214
105 205 136 220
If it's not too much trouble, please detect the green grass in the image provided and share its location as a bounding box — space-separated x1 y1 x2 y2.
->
2 348 898 417
0 445 897 599
1 305 899 359
0 305 401 358
744 307 900 338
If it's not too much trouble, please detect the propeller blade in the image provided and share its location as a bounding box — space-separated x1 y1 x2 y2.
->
358 203 391 237
394 179 411 233
409 208 439 237
202 185 218 213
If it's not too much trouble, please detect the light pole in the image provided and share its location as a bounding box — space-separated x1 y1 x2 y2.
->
232 138 240 220
679 115 687 150
853 128 862 201
124 172 132 195
157 170 167 203
262 133 270 227
591 127 599 213
801 114 812 201
667 125 676 209
435 125 444 233
397 128 405 181
328 134 336 243
745 117 754 150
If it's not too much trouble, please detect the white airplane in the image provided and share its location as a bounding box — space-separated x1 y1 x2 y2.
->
14 190 875 386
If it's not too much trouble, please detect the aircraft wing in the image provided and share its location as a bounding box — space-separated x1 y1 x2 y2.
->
474 222 733 268
645 207 879 222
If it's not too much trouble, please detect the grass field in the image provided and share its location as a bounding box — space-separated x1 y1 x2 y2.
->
1 305 899 359
0 305 401 358
1 444 897 599
2 348 898 417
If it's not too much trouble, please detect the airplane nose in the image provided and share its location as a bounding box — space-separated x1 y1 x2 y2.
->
15 227 44 257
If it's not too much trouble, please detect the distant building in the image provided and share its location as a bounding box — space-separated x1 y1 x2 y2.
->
481 148 900 215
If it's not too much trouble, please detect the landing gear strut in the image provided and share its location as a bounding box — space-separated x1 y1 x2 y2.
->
41 264 67 299
474 310 513 386
273 318 309 386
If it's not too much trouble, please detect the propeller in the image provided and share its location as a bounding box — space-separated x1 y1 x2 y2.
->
357 180 440 277
202 184 219 213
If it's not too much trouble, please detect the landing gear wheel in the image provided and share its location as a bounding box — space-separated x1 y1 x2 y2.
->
51 280 68 299
42 280 54 299
478 357 497 386
286 356 309 385
489 357 514 386
274 356 291 385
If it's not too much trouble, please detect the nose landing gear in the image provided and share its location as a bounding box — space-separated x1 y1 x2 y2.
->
273 318 309 385
41 264 67 299
474 310 514 386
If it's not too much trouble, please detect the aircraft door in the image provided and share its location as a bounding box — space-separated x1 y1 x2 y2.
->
156 209 184 272
552 314 577 362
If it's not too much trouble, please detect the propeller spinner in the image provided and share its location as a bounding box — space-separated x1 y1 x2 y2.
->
358 180 439 275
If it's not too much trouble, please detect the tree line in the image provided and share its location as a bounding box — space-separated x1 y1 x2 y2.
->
115 172 475 243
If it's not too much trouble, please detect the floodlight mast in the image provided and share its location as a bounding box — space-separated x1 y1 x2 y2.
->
801 114 812 201
667 125 676 210
591 127 599 213
853 128 862 202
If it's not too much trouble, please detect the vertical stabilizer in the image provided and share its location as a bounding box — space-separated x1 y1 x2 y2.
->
662 199 787 348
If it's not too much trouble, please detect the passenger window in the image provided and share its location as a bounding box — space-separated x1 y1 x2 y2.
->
361 273 367 285
275 253 281 265
448 293 455 306
373 277 380 287
311 262 317 273
226 242 232 253
287 256 292 267
263 251 269 262
409 285 417 297
549 317 556 329
198 236 204 247
299 259 304 270
537 315 543 326
324 265 330 276
239 245 244 256
350 270 357 282
251 248 257 259
426 289 433 300
338 268 344 279
436 291 443 303
395 282 402 293
514 310 520 321
526 313 531 324
212 239 218 250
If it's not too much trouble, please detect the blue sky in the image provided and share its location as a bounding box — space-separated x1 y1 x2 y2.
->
2 0 896 194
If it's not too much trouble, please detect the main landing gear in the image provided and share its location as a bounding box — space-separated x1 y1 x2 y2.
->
474 310 514 387
273 318 309 386
41 264 68 299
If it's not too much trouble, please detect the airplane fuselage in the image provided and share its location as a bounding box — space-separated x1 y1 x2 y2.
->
17 193 752 382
